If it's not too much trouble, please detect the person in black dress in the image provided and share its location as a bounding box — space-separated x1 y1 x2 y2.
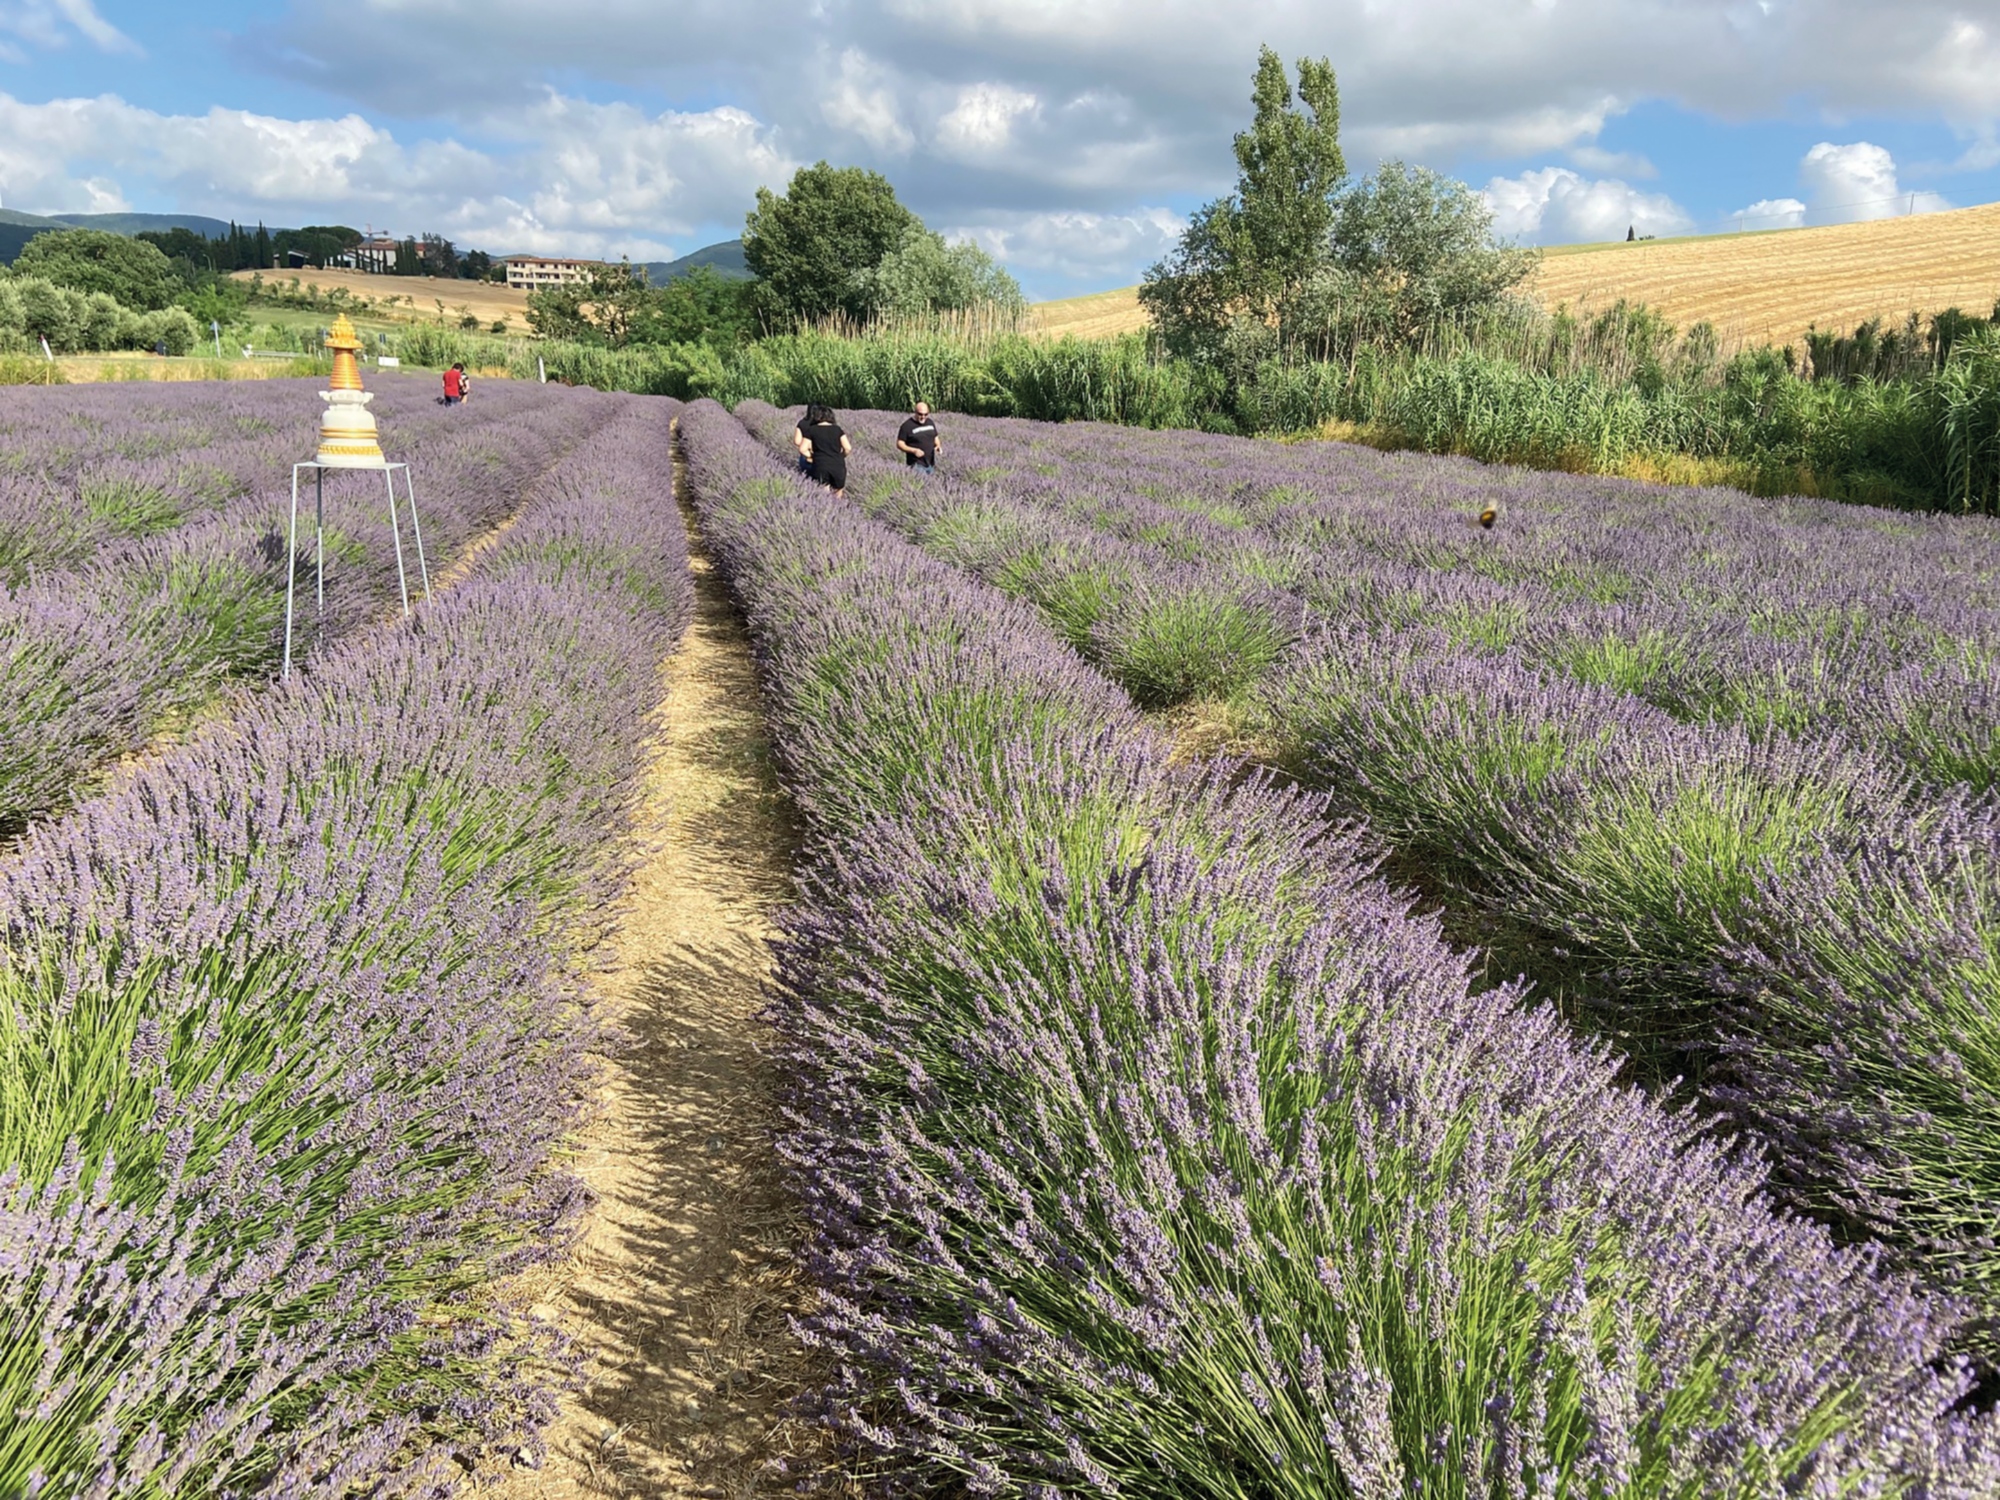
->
797 404 852 496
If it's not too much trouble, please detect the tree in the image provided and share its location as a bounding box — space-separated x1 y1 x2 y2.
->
525 261 647 346
1140 46 1344 360
12 229 180 311
636 266 759 348
1317 161 1538 344
137 227 216 271
849 228 1024 318
742 162 920 324
273 225 362 269
418 233 457 277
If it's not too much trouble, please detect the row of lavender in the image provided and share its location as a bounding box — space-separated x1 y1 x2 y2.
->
784 404 2000 791
736 401 2000 1361
2 379 627 835
0 380 529 584
0 396 691 1496
682 398 2000 1494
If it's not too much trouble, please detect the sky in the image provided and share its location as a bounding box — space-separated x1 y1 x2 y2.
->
3 0 2000 300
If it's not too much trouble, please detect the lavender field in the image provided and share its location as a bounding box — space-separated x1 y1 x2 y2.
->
0 377 636 834
0 386 693 1492
687 397 2000 1493
10 375 2000 1495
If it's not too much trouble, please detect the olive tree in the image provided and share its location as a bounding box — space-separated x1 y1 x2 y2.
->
850 229 1024 318
1301 162 1540 350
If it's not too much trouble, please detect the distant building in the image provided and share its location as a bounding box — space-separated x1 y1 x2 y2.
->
504 256 620 290
335 237 400 273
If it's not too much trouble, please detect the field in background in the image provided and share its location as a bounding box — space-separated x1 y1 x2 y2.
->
228 266 533 330
1533 200 2000 346
1024 199 2000 346
1027 286 1157 339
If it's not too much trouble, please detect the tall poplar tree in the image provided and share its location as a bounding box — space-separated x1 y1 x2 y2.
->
1140 47 1344 359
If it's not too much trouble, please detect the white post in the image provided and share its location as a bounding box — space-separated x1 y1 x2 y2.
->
39 335 53 362
212 320 223 358
538 356 546 384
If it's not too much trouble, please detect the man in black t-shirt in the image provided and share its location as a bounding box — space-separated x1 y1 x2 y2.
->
897 402 941 472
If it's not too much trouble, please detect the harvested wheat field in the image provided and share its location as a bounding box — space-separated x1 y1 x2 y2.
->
1028 284 1154 338
1530 199 2000 345
228 265 535 329
1025 198 2000 347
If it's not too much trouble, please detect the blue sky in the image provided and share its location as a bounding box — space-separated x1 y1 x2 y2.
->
5 0 2000 299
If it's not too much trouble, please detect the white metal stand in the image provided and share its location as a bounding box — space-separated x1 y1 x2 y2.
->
281 461 431 679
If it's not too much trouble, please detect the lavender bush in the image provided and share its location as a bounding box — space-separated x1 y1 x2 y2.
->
0 378 630 834
0 395 691 1495
735 402 2000 1359
681 397 2000 1495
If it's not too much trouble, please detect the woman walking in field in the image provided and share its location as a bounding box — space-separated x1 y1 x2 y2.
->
797 404 852 497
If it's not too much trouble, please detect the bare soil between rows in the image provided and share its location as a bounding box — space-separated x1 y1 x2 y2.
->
490 449 841 1497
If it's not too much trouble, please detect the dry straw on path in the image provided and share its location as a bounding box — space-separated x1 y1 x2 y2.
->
492 455 841 1499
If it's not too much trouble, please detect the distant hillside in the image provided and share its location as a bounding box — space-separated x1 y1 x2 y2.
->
642 239 750 285
1528 200 2000 346
0 208 236 264
1027 198 2000 347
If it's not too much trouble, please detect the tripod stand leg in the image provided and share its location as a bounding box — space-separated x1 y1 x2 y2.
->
402 468 432 600
282 466 301 680
386 468 411 616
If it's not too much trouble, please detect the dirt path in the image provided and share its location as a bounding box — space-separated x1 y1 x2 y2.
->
494 459 832 1497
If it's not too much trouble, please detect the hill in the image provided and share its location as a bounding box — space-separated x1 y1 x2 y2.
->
226 266 534 331
641 239 750 285
1026 199 2000 347
1028 286 1152 339
1529 201 2000 345
0 209 235 264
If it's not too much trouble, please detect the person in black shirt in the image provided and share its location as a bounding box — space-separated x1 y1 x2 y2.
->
896 402 941 472
797 404 851 495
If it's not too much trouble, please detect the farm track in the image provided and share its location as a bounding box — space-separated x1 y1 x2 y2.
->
491 439 837 1498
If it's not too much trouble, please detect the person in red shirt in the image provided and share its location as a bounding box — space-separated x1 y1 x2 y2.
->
442 364 466 405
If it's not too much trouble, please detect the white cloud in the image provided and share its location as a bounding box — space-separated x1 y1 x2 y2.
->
820 48 914 155
1481 167 1693 245
1728 197 1808 230
1799 140 1951 222
935 83 1039 159
0 0 135 59
0 90 793 259
951 206 1181 282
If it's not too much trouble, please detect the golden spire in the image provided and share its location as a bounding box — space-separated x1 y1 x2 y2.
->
325 312 365 392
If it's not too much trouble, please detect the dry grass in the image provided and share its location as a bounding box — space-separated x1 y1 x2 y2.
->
1025 198 2000 347
1528 200 2000 345
228 267 535 330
